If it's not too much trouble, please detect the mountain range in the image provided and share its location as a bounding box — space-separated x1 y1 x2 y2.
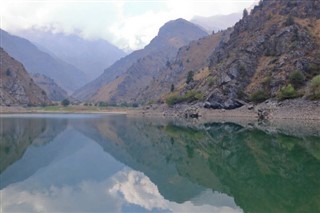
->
3 0 320 108
80 0 320 108
18 29 126 81
73 18 208 102
0 29 87 93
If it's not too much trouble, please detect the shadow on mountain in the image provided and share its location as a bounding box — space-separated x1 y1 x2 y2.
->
74 116 320 213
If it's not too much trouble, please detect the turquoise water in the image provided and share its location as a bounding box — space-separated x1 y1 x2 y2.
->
1 114 320 213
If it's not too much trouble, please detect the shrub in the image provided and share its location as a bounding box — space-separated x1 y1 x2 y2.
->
61 99 70 106
207 76 216 87
5 69 11 76
250 90 269 103
307 75 320 100
165 90 204 106
170 84 175 92
289 70 305 88
277 84 298 100
284 15 294 26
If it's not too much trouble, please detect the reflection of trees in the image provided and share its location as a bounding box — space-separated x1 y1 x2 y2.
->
0 117 67 173
76 117 320 213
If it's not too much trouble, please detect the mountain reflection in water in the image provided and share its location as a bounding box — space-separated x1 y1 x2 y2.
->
1 114 319 213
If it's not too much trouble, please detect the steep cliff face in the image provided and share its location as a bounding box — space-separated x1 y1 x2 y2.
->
32 74 68 101
0 48 51 106
74 19 208 103
200 0 320 109
142 0 320 109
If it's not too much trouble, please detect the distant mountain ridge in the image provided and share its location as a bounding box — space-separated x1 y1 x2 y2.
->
19 29 126 81
0 29 88 93
32 74 68 101
0 48 51 106
191 13 242 33
74 18 208 103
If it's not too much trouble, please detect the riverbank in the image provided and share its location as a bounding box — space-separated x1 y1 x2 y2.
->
0 105 129 114
133 98 320 121
1 98 320 121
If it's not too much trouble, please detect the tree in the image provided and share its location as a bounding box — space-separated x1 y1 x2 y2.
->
186 71 194 84
61 99 70 107
170 84 175 92
289 70 305 88
243 9 248 18
284 15 294 26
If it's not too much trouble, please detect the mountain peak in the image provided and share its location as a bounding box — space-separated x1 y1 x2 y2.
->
158 18 207 37
147 18 208 50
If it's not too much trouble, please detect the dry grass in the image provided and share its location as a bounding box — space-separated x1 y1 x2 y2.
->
91 75 125 102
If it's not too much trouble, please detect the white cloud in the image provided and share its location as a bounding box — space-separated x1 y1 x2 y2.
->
1 168 243 213
0 0 256 50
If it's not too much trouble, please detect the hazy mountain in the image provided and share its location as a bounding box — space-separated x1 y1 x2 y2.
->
0 29 88 93
74 18 208 103
19 30 126 80
32 74 68 101
0 48 51 106
191 13 242 33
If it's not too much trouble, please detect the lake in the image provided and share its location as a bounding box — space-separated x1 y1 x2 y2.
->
1 113 320 213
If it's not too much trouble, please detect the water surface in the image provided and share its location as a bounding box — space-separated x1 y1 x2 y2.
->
1 114 320 213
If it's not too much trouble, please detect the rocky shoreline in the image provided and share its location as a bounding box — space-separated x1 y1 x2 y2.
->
1 98 320 121
137 98 320 121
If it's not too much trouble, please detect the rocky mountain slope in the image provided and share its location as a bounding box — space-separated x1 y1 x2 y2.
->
144 0 320 109
135 28 233 104
0 48 51 106
0 29 88 93
78 19 208 103
32 74 68 101
20 30 126 80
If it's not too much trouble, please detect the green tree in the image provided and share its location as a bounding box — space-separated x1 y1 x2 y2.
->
243 9 248 18
170 84 175 92
61 99 70 107
186 71 194 84
289 70 305 88
284 15 294 26
308 75 320 100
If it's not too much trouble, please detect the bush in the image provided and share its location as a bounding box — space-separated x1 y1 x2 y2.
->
284 15 294 26
207 76 216 87
277 84 298 100
289 70 305 88
61 99 70 106
250 90 269 103
307 75 320 100
5 69 11 76
165 90 204 106
170 84 175 92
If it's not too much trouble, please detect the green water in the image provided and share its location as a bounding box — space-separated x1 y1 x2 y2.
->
0 114 320 213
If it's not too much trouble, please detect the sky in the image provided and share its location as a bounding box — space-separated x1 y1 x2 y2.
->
0 0 256 51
